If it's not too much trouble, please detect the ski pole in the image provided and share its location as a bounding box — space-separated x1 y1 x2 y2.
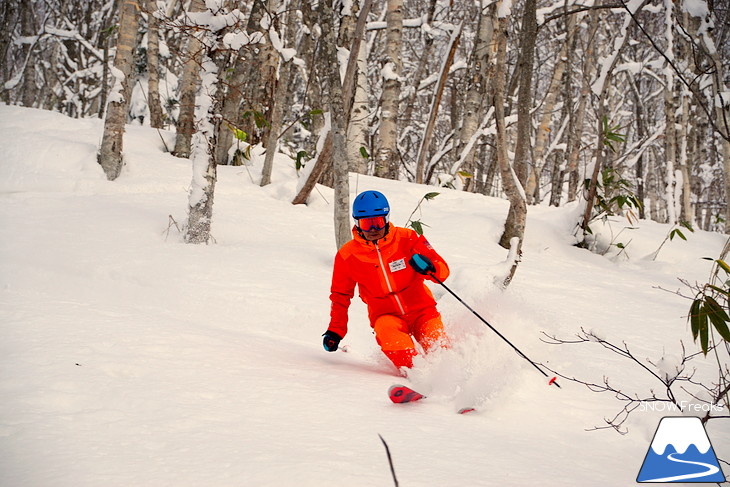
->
429 273 560 388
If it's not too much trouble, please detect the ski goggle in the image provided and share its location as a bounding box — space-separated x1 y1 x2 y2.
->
357 215 388 232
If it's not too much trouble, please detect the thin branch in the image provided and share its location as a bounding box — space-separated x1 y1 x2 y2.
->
378 434 399 487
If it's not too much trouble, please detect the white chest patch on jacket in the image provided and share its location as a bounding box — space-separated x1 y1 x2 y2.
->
389 258 406 272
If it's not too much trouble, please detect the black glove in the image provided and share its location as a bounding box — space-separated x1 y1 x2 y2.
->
322 330 342 352
409 254 435 275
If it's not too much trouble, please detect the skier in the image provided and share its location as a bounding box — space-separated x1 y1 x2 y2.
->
322 190 451 371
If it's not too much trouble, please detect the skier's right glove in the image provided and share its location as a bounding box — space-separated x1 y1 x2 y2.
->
322 330 342 352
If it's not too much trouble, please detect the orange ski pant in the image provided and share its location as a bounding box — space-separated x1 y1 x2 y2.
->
372 307 449 369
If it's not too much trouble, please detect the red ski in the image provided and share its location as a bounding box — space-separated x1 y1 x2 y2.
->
388 384 425 404
388 384 477 414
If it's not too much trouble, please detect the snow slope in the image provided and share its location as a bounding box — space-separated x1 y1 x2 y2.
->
0 104 727 486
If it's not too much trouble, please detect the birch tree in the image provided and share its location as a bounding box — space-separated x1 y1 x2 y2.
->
173 0 205 158
491 0 525 286
417 24 461 185
662 0 679 224
146 0 164 128
343 0 370 175
511 0 537 189
319 0 351 248
261 1 300 186
98 0 140 180
375 0 403 179
529 39 568 204
244 0 278 148
452 3 493 192
184 4 249 244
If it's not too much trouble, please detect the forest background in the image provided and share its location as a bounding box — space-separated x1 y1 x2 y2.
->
1 0 729 252
2 3 730 482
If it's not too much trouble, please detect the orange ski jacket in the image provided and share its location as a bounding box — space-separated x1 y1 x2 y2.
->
327 223 450 339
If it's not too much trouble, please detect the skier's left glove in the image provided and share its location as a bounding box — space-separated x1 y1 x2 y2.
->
409 254 435 275
322 330 342 352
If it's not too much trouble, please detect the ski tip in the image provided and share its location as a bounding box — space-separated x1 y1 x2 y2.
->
388 384 426 404
458 407 476 414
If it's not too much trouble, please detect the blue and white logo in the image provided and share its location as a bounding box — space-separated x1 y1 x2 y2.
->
637 417 725 483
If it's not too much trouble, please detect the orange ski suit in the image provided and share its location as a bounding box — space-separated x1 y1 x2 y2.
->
327 223 450 369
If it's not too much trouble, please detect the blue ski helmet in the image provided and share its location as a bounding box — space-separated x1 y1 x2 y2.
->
352 190 390 219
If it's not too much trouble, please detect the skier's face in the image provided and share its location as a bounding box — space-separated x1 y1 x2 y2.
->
362 227 386 241
357 215 388 241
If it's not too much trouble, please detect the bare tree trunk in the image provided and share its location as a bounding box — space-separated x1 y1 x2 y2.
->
452 7 492 190
243 0 278 147
19 1 37 108
630 77 647 219
492 3 525 265
345 1 370 175
662 0 678 225
549 14 576 207
319 0 351 249
173 0 206 158
184 53 220 244
375 0 403 179
527 40 567 204
401 0 437 131
512 0 537 189
566 12 599 202
97 4 119 119
261 1 299 186
678 89 693 224
146 0 164 128
417 25 461 185
98 0 140 180
648 146 660 221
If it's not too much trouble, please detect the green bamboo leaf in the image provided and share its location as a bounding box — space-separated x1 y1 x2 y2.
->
424 192 440 200
705 296 730 322
708 284 729 296
689 299 702 340
410 220 424 235
295 151 309 171
716 259 730 274
234 128 247 142
699 304 709 355
359 147 369 159
708 311 730 343
679 220 694 232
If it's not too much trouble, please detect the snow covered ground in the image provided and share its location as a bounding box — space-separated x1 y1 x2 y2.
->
0 104 727 486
